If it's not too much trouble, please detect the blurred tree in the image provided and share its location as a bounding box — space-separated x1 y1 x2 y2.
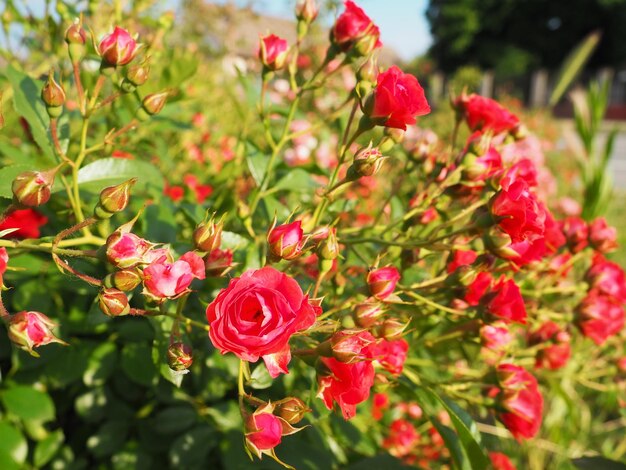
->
426 0 626 74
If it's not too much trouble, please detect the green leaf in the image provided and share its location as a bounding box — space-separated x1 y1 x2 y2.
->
1 386 55 423
83 342 119 387
153 406 198 435
221 231 250 250
87 421 129 458
346 454 410 469
549 30 601 106
247 151 270 187
0 421 28 467
273 168 321 193
5 65 56 163
572 457 626 470
121 343 158 387
34 429 64 467
52 158 164 194
249 363 273 389
169 425 217 468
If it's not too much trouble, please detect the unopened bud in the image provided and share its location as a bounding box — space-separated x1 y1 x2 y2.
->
267 220 305 261
317 228 339 260
8 311 66 356
121 60 150 92
193 216 223 252
274 397 310 424
94 178 136 219
168 342 193 371
295 0 318 24
328 329 376 363
12 169 57 207
41 71 65 117
377 318 407 340
353 300 385 328
349 144 385 178
98 288 130 316
103 268 142 291
65 19 87 62
137 91 168 120
204 248 234 277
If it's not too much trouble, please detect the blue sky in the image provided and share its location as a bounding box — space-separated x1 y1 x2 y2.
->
8 0 432 61
249 0 433 60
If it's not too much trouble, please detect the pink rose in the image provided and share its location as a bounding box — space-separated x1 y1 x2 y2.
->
143 251 205 301
366 265 400 300
8 311 65 356
258 34 289 71
98 27 140 67
367 66 430 130
267 220 305 261
206 266 317 377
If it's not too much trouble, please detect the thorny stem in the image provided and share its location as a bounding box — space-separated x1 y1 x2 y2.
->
52 253 102 286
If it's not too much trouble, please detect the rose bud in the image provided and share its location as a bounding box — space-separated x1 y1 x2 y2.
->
65 18 87 62
353 299 385 328
258 34 289 72
137 91 168 120
267 220 305 261
94 178 137 219
490 452 516 470
193 216 223 253
103 268 143 291
98 26 140 68
41 71 65 117
362 66 430 131
295 0 318 24
245 412 283 457
8 311 66 356
12 168 57 207
204 248 234 277
331 1 381 55
121 59 150 93
317 227 339 260
167 341 193 371
274 397 311 424
98 288 130 317
588 217 618 253
325 329 376 363
366 265 400 300
378 318 408 341
480 275 527 324
348 144 385 178
105 231 153 268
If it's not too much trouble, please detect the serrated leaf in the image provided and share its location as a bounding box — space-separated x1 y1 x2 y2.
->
52 158 163 194
221 231 249 250
273 168 321 193
1 386 55 423
249 363 273 389
247 151 270 186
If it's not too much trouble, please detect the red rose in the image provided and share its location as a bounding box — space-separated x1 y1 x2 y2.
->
382 419 420 458
489 181 545 245
331 0 381 54
528 321 571 370
447 249 478 273
499 158 538 191
258 34 289 71
367 66 430 130
481 276 527 324
490 452 517 470
560 216 589 253
586 254 626 302
495 363 543 440
458 94 520 135
0 209 48 239
542 207 566 254
464 271 493 306
206 266 317 377
370 338 409 376
576 290 624 345
98 26 140 66
318 357 375 419
588 217 618 253
367 265 400 300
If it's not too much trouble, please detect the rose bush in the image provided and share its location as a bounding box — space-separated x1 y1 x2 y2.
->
0 1 625 469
